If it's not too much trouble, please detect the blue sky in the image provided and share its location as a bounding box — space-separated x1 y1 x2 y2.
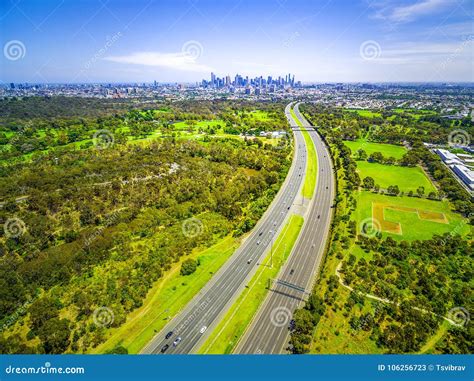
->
1 0 472 83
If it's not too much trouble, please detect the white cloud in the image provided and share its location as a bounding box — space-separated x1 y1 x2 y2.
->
104 51 213 72
374 0 454 23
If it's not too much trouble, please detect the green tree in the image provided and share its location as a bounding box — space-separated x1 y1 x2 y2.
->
180 258 198 276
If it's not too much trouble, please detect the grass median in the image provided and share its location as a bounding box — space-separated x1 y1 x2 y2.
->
91 235 240 354
198 214 304 354
290 107 317 199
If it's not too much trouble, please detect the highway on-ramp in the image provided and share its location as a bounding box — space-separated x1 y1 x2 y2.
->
235 102 335 354
141 102 310 354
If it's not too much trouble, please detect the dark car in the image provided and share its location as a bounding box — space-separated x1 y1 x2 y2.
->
289 269 295 275
160 344 170 353
165 331 173 339
289 319 296 331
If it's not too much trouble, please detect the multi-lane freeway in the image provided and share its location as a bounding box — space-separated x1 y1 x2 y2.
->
142 102 310 354
236 102 335 354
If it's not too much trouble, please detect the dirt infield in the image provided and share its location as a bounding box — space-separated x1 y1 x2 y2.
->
372 202 448 235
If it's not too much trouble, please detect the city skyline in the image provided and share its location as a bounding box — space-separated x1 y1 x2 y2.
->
1 0 473 84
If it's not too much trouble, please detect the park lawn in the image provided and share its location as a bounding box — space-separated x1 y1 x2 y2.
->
345 109 382 118
171 120 224 132
343 139 407 160
90 235 240 354
198 214 304 354
356 161 436 194
354 191 470 241
248 110 271 121
290 107 317 199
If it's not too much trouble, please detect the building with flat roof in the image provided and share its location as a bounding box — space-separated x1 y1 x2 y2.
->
452 164 474 190
435 148 458 162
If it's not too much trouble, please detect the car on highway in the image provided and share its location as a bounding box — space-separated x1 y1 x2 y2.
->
173 337 182 347
257 240 261 245
247 259 252 264
165 331 173 339
199 326 207 334
161 344 170 353
258 231 263 236
290 269 295 275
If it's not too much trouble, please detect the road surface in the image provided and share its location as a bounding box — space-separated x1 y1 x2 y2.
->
235 102 335 354
141 102 311 354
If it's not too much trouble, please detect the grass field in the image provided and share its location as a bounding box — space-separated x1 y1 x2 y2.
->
354 191 470 241
290 107 317 199
343 139 407 160
345 109 382 118
91 236 240 354
198 214 304 354
356 161 436 193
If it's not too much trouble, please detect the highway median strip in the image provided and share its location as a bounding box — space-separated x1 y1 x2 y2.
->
197 214 304 354
290 107 317 199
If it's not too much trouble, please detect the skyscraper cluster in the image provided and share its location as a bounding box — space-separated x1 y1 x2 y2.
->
202 72 300 91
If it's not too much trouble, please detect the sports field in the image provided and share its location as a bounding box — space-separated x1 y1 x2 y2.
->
356 161 436 193
354 191 470 241
344 139 407 160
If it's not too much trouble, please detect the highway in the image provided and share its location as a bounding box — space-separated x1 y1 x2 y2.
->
235 102 335 354
141 102 310 354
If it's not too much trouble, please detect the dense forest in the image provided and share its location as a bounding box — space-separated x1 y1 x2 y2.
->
0 98 292 353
